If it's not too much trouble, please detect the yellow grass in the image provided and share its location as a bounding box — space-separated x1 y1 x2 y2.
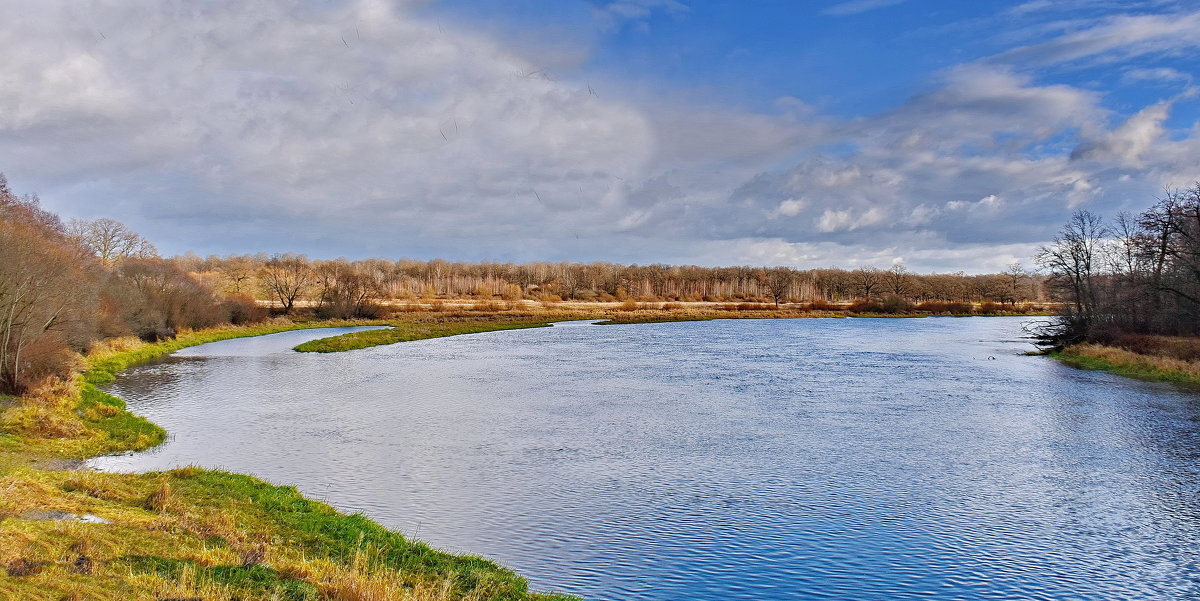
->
1058 343 1200 387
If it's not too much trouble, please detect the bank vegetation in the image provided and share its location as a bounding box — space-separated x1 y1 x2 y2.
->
1037 182 1200 385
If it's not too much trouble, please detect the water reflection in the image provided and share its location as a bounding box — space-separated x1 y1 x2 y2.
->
92 319 1200 600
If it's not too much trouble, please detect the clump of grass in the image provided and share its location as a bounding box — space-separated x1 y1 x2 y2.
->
172 464 203 479
145 478 173 513
76 383 166 455
127 555 320 601
61 470 130 502
66 533 96 575
1 378 89 441
976 301 1004 315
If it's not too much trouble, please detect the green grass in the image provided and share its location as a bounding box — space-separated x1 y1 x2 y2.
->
0 464 579 600
170 469 553 599
294 320 551 352
76 384 166 455
123 555 321 601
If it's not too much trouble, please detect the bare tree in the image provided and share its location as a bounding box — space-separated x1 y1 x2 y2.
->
1002 262 1029 305
1036 210 1108 341
68 217 158 267
756 267 795 307
853 267 883 299
259 254 313 313
0 190 96 392
884 264 910 296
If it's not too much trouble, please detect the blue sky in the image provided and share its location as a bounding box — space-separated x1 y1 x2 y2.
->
1 0 1198 272
429 1 1199 117
431 0 985 114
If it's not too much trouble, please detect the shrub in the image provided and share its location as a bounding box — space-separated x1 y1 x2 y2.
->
976 301 1004 315
501 284 524 302
848 295 914 314
224 295 268 325
916 300 972 314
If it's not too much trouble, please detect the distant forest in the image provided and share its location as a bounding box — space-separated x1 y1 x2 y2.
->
179 253 1046 314
2 172 1044 393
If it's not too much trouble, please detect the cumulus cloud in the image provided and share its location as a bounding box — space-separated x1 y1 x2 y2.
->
0 0 656 251
1071 101 1172 167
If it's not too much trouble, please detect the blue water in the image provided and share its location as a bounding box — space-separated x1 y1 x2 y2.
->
92 318 1200 600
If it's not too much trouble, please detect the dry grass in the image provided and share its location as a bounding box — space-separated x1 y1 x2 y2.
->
143 478 173 513
1 378 89 441
133 562 239 601
1059 343 1200 387
1105 333 1200 362
1 466 579 601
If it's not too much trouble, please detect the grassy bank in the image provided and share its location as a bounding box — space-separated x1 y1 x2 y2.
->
1 316 579 601
1055 341 1200 388
295 319 552 353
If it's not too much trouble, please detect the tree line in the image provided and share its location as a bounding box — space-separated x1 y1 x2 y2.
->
1037 183 1200 347
177 254 1046 314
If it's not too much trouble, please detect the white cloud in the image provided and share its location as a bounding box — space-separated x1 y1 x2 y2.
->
821 0 908 17
817 207 887 232
1072 100 1172 167
773 198 807 217
594 0 688 31
946 194 1002 212
994 10 1200 67
1123 67 1193 85
0 0 656 243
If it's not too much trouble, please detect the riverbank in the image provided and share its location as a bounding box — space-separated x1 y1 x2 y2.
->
1 316 580 601
1055 339 1200 388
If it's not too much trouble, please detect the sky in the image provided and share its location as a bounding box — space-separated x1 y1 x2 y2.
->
1 0 1199 273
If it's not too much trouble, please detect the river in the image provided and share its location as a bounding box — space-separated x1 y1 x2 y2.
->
91 317 1200 600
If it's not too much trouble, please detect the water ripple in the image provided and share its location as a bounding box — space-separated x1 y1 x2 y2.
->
92 318 1200 600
